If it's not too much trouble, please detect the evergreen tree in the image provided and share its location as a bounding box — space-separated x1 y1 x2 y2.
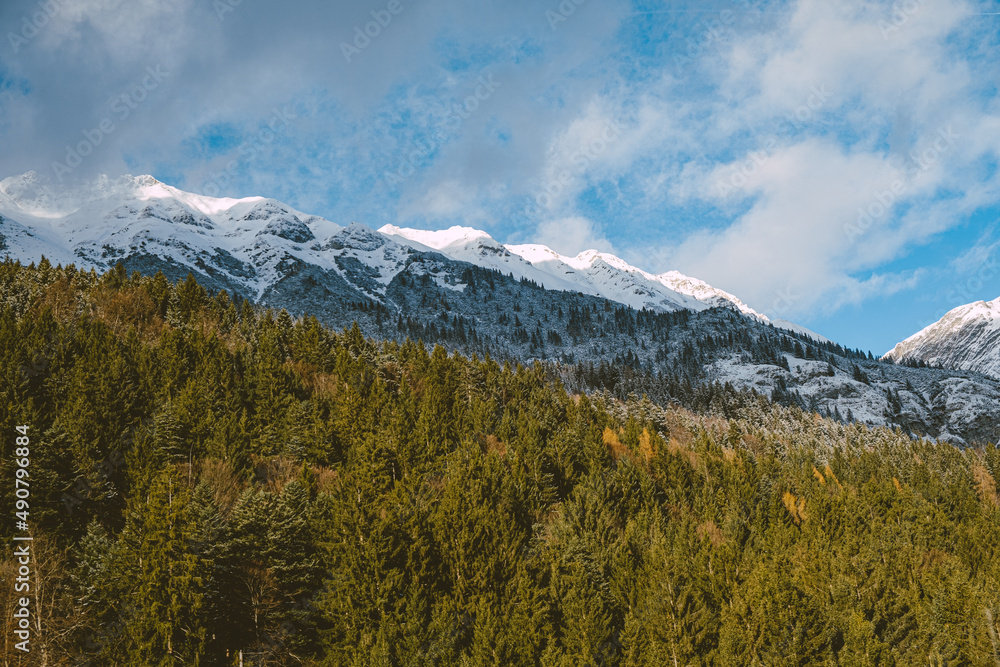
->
120 471 206 665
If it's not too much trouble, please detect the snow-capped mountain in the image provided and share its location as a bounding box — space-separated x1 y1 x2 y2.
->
0 171 816 332
0 171 378 300
379 224 764 317
378 224 830 341
885 297 1000 379
5 171 999 445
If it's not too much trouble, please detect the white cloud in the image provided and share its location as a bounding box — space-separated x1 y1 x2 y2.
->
630 0 1000 317
533 216 613 256
951 226 1000 275
666 140 898 311
398 178 498 227
528 100 630 212
724 0 973 121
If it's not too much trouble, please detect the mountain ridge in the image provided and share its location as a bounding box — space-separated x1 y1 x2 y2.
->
3 171 999 445
885 296 1000 379
0 171 822 339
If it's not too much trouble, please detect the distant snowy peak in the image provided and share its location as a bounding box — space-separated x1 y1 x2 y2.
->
570 249 634 272
379 224 813 333
885 297 1000 379
381 226 834 342
948 297 1000 326
656 270 759 319
0 172 326 229
378 225 572 291
772 319 831 343
379 224 493 252
506 247 756 317
0 170 84 217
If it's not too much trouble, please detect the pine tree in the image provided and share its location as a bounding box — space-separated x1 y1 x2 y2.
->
122 471 206 665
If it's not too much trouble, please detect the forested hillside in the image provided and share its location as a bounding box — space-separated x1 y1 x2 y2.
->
2 260 1000 665
281 257 1000 447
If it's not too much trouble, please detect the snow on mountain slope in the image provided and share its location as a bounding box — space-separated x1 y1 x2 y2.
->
381 224 808 328
379 225 584 294
4 172 998 444
656 270 761 319
0 172 426 300
377 225 490 252
0 172 825 340
500 242 773 320
885 297 1000 379
537 248 709 313
772 318 830 343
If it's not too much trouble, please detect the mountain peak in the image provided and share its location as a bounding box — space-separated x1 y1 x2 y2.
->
0 170 41 190
132 174 160 187
656 269 765 321
380 223 823 335
379 224 495 252
885 296 1000 379
0 170 75 217
568 249 633 272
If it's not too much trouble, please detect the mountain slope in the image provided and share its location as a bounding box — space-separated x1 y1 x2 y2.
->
3 171 999 444
380 224 770 319
6 256 1000 666
0 171 352 299
885 297 1000 379
1 171 818 333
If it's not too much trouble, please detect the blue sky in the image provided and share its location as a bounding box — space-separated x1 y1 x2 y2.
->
2 0 1000 353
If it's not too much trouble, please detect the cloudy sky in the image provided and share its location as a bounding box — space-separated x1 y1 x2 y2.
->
2 0 999 353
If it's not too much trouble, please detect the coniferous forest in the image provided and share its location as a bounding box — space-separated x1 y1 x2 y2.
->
2 260 1000 666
